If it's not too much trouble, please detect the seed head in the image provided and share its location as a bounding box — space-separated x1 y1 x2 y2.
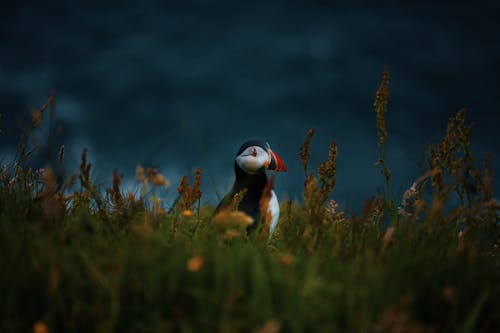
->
299 128 315 175
374 68 389 147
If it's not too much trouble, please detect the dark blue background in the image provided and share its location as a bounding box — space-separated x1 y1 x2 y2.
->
1 0 499 210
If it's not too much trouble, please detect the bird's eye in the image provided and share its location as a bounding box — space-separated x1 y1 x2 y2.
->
250 148 257 157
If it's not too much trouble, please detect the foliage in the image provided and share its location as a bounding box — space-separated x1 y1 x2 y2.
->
1 73 499 333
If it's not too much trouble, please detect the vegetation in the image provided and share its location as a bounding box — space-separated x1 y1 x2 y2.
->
1 70 499 333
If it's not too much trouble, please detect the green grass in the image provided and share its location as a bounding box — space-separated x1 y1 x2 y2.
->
1 72 499 332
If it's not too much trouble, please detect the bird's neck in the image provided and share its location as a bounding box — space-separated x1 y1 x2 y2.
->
233 163 268 194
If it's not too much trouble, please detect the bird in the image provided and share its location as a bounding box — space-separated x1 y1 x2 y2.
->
215 140 287 236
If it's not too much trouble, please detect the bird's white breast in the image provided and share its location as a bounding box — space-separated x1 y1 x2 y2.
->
268 190 280 237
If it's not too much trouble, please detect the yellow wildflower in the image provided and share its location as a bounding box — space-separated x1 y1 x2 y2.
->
186 256 204 272
181 209 194 217
33 321 48 333
279 253 295 266
212 210 254 232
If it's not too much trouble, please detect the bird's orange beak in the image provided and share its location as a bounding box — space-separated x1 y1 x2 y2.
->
266 149 287 172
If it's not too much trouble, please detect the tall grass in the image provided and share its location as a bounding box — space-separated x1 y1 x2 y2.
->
1 71 499 333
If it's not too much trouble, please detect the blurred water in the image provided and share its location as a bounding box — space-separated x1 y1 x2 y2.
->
1 0 499 210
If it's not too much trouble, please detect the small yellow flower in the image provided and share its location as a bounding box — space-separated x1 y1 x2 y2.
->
212 210 253 232
181 209 195 217
279 253 295 267
187 256 204 272
33 321 48 333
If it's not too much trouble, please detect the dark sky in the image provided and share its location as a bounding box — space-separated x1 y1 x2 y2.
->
1 0 499 210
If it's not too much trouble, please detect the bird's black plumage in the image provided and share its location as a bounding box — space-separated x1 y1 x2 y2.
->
236 140 270 156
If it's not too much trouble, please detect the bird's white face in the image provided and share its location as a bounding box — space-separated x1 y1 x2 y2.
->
236 145 271 174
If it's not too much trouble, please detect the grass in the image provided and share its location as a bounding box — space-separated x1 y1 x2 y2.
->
1 70 499 333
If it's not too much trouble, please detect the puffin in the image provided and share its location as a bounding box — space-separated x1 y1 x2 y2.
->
215 140 287 236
